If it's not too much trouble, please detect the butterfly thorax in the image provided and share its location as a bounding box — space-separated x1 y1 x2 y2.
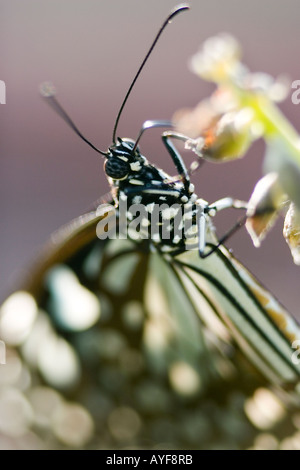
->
104 138 205 252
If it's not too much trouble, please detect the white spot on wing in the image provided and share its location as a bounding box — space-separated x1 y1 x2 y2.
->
161 245 175 252
38 335 80 388
0 291 38 345
47 266 101 331
141 217 150 227
173 235 181 244
152 233 161 242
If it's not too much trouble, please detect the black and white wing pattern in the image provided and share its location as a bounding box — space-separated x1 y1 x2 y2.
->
1 209 300 450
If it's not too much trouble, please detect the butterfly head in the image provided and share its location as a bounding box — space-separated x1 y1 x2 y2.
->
104 138 145 181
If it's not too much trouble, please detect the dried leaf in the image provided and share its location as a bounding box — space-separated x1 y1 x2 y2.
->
283 203 300 265
246 173 285 247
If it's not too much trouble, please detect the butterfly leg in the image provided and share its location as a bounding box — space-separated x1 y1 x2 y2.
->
198 198 248 258
198 207 208 257
135 120 192 192
161 131 194 192
207 197 248 215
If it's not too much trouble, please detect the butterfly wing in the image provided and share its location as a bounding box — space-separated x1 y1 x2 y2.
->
0 210 300 449
172 246 300 385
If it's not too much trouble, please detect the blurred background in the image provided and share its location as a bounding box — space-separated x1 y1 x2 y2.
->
0 0 299 315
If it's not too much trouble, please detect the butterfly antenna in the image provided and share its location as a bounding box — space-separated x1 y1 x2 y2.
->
111 4 190 144
40 82 108 157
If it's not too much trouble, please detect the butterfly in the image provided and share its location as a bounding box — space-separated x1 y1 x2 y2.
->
1 4 300 450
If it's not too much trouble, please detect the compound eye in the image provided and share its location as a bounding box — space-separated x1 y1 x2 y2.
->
104 157 130 180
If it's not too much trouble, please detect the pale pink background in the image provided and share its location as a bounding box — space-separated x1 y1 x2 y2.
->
1 0 300 315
